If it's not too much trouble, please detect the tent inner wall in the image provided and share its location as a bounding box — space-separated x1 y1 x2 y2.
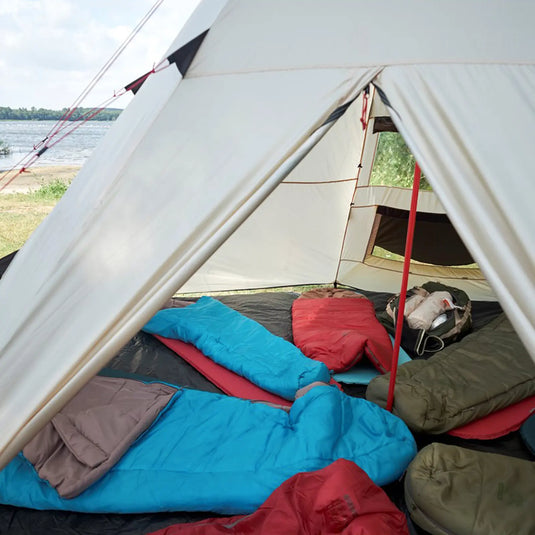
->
182 89 495 301
337 94 495 301
179 95 366 293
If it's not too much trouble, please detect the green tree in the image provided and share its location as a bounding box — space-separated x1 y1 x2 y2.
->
0 106 121 121
370 132 431 190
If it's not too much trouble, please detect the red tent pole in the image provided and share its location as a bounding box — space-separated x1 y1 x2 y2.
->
386 162 421 412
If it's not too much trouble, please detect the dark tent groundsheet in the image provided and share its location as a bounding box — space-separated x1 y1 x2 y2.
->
0 286 531 535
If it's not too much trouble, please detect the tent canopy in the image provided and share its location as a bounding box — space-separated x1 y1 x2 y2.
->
0 0 534 469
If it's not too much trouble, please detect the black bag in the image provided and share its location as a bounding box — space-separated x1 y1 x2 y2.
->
379 281 472 357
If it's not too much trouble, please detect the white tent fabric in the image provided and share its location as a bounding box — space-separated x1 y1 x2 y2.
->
377 64 535 358
336 186 493 300
181 96 367 292
0 0 534 471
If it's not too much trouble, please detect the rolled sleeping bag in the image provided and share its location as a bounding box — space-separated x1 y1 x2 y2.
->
404 443 535 535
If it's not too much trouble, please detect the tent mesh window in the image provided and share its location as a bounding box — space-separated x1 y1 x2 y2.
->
369 206 477 267
369 132 432 191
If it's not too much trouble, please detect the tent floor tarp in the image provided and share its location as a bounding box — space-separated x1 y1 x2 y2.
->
0 288 531 535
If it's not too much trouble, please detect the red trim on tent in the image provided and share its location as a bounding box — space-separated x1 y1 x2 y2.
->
154 335 291 407
386 162 421 412
448 395 535 440
360 86 370 130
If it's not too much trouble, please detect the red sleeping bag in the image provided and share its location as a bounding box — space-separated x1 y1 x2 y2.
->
292 293 393 373
448 394 535 439
148 458 409 535
154 335 292 407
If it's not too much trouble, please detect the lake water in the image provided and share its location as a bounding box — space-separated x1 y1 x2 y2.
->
0 120 113 171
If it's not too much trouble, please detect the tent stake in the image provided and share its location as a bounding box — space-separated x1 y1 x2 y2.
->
386 162 421 412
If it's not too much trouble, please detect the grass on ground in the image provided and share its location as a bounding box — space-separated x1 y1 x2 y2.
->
0 180 68 257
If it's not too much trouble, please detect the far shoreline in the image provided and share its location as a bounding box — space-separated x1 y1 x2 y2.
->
0 165 81 194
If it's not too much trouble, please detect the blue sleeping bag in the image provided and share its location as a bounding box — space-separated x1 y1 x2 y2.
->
0 384 416 514
143 296 331 399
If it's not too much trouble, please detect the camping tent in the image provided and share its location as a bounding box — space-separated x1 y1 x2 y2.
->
0 0 534 472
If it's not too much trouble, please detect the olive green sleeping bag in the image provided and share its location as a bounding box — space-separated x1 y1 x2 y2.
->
404 443 535 535
366 314 535 433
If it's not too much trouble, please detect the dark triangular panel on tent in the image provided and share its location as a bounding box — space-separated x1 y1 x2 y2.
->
125 71 153 95
124 29 210 95
372 83 393 110
167 29 209 76
320 99 357 127
0 251 16 279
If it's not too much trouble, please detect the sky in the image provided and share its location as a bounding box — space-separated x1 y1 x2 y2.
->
0 0 202 110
